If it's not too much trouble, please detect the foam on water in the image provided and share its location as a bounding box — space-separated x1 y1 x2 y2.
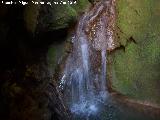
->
58 5 110 117
71 99 98 115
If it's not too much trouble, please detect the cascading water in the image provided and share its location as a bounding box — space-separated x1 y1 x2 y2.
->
56 1 160 120
58 0 116 118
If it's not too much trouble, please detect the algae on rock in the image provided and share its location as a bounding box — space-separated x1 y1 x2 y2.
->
24 0 91 33
110 0 160 104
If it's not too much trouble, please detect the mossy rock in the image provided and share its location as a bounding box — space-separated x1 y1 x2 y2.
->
47 42 66 73
24 0 41 33
24 0 91 33
38 0 91 31
49 4 77 30
110 0 160 104
71 0 91 13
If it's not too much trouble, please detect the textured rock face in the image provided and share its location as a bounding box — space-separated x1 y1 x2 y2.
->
84 0 116 51
0 63 71 120
46 0 91 73
24 0 91 33
24 0 76 32
110 0 160 104
0 1 91 120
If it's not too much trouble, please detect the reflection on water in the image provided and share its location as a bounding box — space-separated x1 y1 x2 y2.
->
73 95 160 120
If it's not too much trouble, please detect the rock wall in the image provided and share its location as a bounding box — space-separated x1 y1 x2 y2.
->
0 0 91 120
110 0 160 104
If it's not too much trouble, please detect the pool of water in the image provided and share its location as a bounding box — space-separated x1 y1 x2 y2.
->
72 95 160 120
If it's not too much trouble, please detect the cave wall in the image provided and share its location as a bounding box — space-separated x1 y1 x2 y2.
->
110 0 160 104
0 0 91 120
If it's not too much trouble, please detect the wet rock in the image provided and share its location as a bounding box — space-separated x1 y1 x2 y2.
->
24 0 91 34
24 0 41 33
36 2 77 32
0 1 91 119
24 0 77 33
0 63 71 120
71 0 91 13
109 0 160 105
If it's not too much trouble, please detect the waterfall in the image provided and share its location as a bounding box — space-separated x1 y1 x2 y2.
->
101 49 107 91
58 0 116 117
59 24 108 115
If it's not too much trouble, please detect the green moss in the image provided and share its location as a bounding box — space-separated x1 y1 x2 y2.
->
71 0 90 13
51 4 77 30
24 0 90 32
110 0 160 104
51 0 91 29
47 46 56 69
24 1 40 33
116 0 151 45
47 42 66 72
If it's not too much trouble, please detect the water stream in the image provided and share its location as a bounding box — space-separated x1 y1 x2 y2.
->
59 13 108 116
58 0 160 120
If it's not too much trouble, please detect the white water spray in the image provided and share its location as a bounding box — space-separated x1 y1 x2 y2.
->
58 0 116 117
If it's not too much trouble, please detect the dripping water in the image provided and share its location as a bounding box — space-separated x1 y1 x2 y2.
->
58 0 113 118
57 1 160 120
59 14 108 120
